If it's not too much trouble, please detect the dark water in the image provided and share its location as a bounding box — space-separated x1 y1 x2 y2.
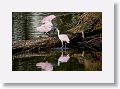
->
12 48 102 71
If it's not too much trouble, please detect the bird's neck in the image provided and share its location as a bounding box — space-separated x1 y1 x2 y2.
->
58 61 60 66
57 29 60 36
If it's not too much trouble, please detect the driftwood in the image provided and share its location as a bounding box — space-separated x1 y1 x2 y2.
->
13 37 59 50
13 12 102 53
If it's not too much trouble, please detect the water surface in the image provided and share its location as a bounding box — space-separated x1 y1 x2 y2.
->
12 48 102 71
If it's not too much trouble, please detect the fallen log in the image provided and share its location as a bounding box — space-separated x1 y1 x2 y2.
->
12 37 60 54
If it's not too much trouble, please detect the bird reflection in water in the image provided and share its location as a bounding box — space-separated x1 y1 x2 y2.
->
57 50 70 66
36 61 53 71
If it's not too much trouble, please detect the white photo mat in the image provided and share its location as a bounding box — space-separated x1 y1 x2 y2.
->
0 0 114 83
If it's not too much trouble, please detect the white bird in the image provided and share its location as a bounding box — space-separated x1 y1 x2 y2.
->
56 28 70 48
36 15 56 36
57 52 70 66
36 22 53 36
41 15 56 24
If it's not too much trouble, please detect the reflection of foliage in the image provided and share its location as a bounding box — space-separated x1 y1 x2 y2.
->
12 12 25 41
84 59 102 71
83 51 102 71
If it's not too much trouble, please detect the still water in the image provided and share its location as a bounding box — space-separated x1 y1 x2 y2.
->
12 48 102 71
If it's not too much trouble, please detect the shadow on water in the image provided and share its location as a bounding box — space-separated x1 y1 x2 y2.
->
12 47 102 71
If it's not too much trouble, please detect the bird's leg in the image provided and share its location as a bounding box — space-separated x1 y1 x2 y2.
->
61 49 64 56
43 56 46 60
61 41 64 48
61 52 64 57
81 31 84 40
65 44 67 53
65 42 66 49
52 27 56 36
81 51 84 57
45 32 50 37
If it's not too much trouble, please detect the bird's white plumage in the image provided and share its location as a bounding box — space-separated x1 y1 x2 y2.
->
35 15 55 34
58 54 70 66
56 28 70 48
41 15 56 24
36 61 53 71
36 22 53 33
58 34 70 43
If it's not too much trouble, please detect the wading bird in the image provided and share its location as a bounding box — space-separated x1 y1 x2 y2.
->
36 22 53 36
57 52 70 66
36 15 56 36
56 28 70 48
36 61 53 71
41 15 56 24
